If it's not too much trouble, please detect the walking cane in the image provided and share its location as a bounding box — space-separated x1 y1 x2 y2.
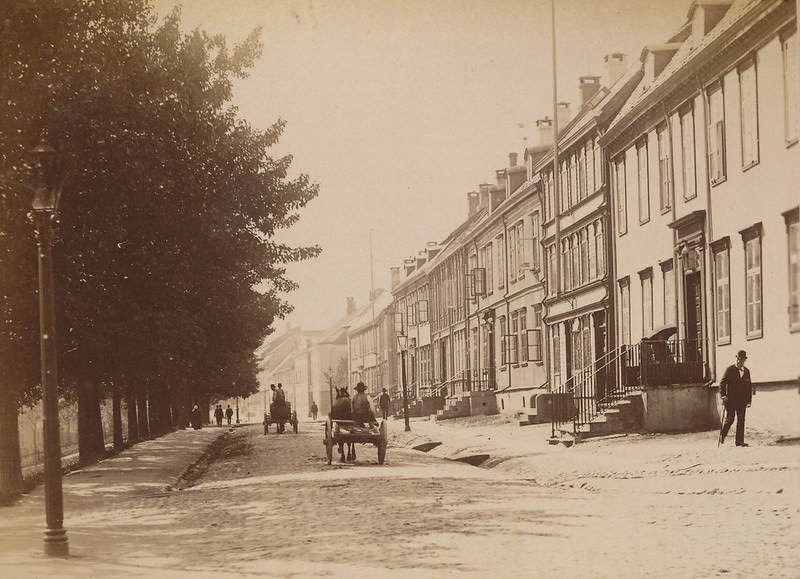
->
717 406 726 447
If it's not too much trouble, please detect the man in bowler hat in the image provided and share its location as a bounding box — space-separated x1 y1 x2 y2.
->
719 350 753 446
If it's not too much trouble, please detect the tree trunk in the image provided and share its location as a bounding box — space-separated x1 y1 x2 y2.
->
126 383 139 444
112 387 124 452
78 378 105 464
0 386 23 505
136 383 149 440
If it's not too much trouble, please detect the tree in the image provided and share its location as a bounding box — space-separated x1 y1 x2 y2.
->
0 0 319 500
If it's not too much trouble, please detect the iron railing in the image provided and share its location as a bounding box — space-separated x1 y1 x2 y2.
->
552 339 705 440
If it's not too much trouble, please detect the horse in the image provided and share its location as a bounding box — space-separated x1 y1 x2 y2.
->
330 387 356 462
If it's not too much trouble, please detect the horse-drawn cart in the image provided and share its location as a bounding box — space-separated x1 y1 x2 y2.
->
323 418 387 465
264 401 298 434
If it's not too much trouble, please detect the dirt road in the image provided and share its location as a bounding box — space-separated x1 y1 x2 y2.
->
1 422 797 578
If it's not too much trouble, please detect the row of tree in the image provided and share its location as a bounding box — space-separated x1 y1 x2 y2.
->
0 0 319 503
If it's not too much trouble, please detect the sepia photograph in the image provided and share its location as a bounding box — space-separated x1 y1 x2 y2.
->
0 0 798 577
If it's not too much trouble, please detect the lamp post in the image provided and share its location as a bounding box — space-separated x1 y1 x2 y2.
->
30 139 69 557
397 334 411 432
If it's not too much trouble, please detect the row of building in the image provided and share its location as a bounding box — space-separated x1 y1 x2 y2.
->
252 0 798 440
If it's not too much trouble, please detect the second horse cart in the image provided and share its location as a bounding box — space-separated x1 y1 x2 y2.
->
264 401 298 434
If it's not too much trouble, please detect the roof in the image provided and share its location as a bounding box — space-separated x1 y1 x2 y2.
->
604 0 768 144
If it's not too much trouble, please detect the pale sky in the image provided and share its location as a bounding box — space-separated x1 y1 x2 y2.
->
151 0 690 334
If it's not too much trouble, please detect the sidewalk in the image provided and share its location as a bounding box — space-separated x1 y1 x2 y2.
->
389 414 800 494
0 426 225 576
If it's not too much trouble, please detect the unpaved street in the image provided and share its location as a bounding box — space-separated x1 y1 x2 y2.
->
0 422 796 578
138 424 797 578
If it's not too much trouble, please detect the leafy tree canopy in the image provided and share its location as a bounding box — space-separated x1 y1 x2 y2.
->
0 0 320 406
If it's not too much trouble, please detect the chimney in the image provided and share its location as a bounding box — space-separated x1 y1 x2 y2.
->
416 250 426 269
468 191 480 216
536 117 554 147
479 183 491 209
509 152 518 167
604 53 627 87
489 184 505 213
390 266 400 289
403 258 416 277
346 297 356 315
579 76 601 107
556 102 571 132
426 241 441 260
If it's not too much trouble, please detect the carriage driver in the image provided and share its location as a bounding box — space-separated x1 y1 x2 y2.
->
352 382 379 428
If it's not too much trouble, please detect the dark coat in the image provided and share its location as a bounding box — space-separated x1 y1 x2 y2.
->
720 364 752 406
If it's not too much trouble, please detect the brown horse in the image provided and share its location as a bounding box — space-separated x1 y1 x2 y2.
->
330 387 356 461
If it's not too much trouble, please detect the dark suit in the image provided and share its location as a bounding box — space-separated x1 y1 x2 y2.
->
719 364 753 445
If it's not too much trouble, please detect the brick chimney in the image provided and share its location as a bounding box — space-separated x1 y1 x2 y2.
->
556 102 571 132
467 191 480 217
604 53 627 87
536 117 554 147
390 266 400 289
346 297 356 315
509 152 518 167
579 76 601 107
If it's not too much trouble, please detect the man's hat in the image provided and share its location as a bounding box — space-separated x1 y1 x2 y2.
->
736 350 747 359
355 382 367 392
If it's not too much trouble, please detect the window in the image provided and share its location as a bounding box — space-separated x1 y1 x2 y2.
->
407 304 416 326
593 138 602 191
587 140 596 193
708 83 726 184
529 212 540 270
680 109 697 200
548 245 557 294
569 154 578 206
496 235 505 289
740 224 763 338
739 60 759 168
785 208 799 330
640 269 653 336
544 172 554 221
782 31 798 144
527 307 542 362
499 316 508 366
571 233 581 288
661 260 676 326
519 309 527 364
516 222 525 278
619 278 631 345
595 220 606 278
637 141 650 223
418 300 429 323
614 157 627 235
560 160 569 211
579 229 589 283
482 242 494 295
658 126 671 211
561 238 572 291
509 226 518 282
712 240 731 344
472 268 486 297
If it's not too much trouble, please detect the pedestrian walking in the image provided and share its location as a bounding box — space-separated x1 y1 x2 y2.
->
190 404 203 430
719 350 753 447
214 404 224 426
310 400 318 420
379 388 390 420
225 404 234 425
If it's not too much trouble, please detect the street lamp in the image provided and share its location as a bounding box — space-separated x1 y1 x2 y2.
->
30 138 69 557
396 334 411 432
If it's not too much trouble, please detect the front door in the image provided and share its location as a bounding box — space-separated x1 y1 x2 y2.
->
684 271 703 362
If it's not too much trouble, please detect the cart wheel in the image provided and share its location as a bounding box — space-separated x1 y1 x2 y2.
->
377 420 388 465
324 420 333 465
